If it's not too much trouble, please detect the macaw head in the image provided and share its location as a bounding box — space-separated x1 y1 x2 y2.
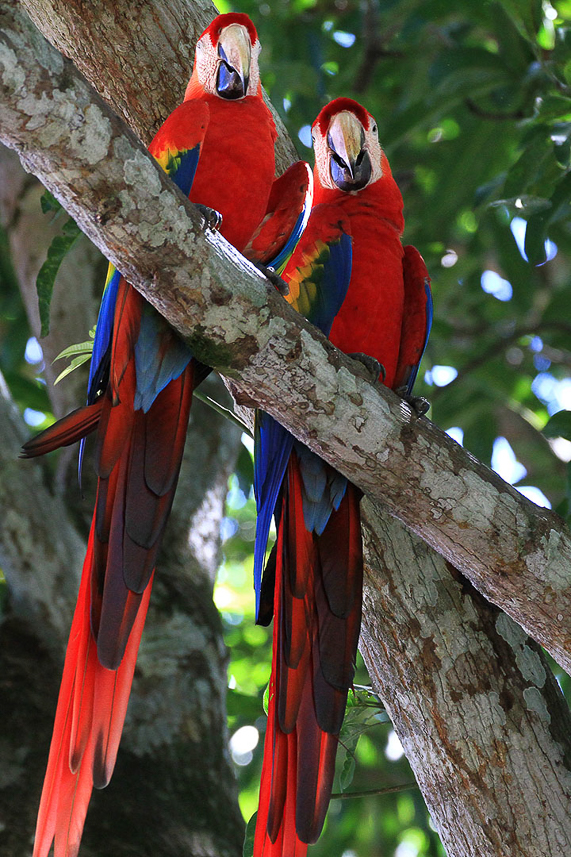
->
186 13 262 101
312 98 386 193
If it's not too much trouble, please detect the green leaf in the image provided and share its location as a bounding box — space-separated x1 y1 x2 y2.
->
235 444 254 497
503 134 553 199
3 372 51 412
0 224 20 300
226 688 261 720
262 681 270 716
242 812 257 857
543 410 571 441
555 461 571 524
40 189 62 214
36 217 83 337
339 753 356 792
53 352 92 385
523 207 551 265
54 339 95 362
349 685 384 708
428 47 511 100
495 0 542 41
524 171 571 264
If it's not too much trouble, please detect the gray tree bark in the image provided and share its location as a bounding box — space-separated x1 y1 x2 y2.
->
360 499 571 857
0 373 244 857
1 3 570 857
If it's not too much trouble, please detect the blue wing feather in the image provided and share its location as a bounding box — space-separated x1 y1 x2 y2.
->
128 143 199 410
314 232 353 335
167 145 201 198
267 169 314 274
134 304 192 413
253 412 295 618
87 267 121 404
287 230 352 336
294 441 346 535
253 228 353 614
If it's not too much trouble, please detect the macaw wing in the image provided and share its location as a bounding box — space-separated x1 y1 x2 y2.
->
394 244 432 395
87 101 209 402
87 265 121 404
92 101 210 399
253 214 353 621
245 161 313 273
149 100 209 196
131 101 212 402
284 213 352 337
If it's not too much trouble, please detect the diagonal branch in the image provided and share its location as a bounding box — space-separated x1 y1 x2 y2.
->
1 0 571 684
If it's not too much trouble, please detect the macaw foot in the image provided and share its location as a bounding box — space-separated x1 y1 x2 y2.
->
395 386 431 416
256 263 290 297
348 352 386 384
195 203 223 231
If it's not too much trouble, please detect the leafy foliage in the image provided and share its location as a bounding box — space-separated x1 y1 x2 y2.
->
52 329 96 385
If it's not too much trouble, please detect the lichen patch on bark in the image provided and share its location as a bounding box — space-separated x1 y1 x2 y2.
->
523 686 551 723
0 41 26 89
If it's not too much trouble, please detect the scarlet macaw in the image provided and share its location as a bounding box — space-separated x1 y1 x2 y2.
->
21 13 307 857
252 97 432 856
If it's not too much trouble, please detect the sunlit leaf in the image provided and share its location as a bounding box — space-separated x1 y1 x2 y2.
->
53 353 92 385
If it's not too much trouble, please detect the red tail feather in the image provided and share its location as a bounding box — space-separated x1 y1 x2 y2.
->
254 454 363 856
29 13 282 853
33 282 194 856
33 524 154 857
20 400 104 458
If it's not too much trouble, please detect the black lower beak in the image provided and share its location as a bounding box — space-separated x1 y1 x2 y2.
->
331 150 372 192
217 62 247 100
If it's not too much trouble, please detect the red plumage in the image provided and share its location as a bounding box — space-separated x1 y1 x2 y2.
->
24 14 279 857
254 98 431 855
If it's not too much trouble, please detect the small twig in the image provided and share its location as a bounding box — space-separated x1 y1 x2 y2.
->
354 1 404 93
465 98 527 121
193 390 252 435
331 781 418 800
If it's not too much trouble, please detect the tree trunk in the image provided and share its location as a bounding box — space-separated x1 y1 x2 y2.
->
0 377 245 857
360 499 571 857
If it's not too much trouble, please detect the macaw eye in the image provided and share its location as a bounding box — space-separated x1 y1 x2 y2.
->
372 124 377 133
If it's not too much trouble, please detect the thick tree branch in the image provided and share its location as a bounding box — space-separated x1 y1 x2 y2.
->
1 0 570 678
